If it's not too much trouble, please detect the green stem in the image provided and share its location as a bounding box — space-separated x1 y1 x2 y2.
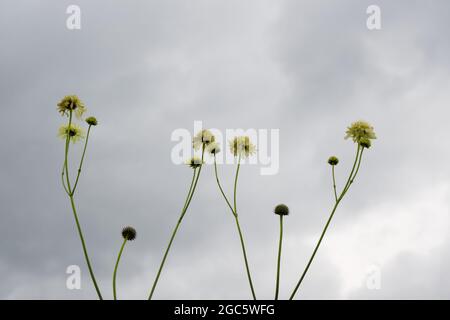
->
61 163 69 195
332 165 338 202
232 156 257 300
181 169 197 213
69 195 103 299
72 125 92 195
113 239 127 300
289 145 363 300
234 216 257 300
342 148 364 197
63 111 103 300
341 145 361 195
213 157 235 216
63 112 73 190
233 156 241 212
275 215 283 300
148 147 205 300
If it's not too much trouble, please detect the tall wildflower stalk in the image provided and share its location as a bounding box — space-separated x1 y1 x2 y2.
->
273 204 289 300
148 130 214 300
212 136 257 300
289 121 376 300
113 226 137 300
57 96 103 299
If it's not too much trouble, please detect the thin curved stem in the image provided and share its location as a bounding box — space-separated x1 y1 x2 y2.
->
275 215 283 300
148 147 205 300
213 157 235 216
233 155 241 213
234 215 257 300
63 111 103 300
113 239 127 300
232 156 257 300
63 112 73 191
289 145 363 300
332 165 338 202
181 170 197 213
342 148 364 197
69 195 103 299
61 163 69 195
72 125 92 195
341 145 361 196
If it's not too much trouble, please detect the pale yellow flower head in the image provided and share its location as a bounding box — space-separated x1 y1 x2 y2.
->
345 120 376 147
57 95 86 119
206 142 221 155
186 156 203 169
58 123 85 143
193 129 215 150
229 136 256 158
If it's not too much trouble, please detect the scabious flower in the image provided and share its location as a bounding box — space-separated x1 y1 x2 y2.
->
193 130 215 150
344 121 376 146
86 116 98 126
328 156 339 166
229 136 256 158
274 204 289 216
206 142 221 155
58 123 85 143
186 156 203 169
122 226 137 241
57 95 86 119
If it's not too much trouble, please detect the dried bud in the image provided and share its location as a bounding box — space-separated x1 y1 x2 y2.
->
274 204 289 216
328 156 339 166
122 226 137 241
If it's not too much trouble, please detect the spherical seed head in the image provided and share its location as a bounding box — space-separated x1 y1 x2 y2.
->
344 120 376 147
57 95 86 119
328 156 339 166
122 226 137 241
274 204 289 216
206 142 221 155
186 156 203 169
86 116 98 126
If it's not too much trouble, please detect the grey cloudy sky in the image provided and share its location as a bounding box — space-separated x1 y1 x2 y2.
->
1 0 450 300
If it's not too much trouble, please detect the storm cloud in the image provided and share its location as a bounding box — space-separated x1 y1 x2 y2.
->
1 0 450 299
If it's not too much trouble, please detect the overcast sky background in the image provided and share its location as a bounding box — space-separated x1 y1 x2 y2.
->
1 0 450 300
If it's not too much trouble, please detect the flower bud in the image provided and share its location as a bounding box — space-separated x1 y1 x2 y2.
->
274 204 289 216
122 226 137 241
328 156 339 166
86 116 98 126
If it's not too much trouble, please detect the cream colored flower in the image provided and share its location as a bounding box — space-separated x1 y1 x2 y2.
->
58 123 85 143
229 136 256 158
57 95 86 119
186 156 203 169
192 129 215 150
345 121 376 146
206 142 221 155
